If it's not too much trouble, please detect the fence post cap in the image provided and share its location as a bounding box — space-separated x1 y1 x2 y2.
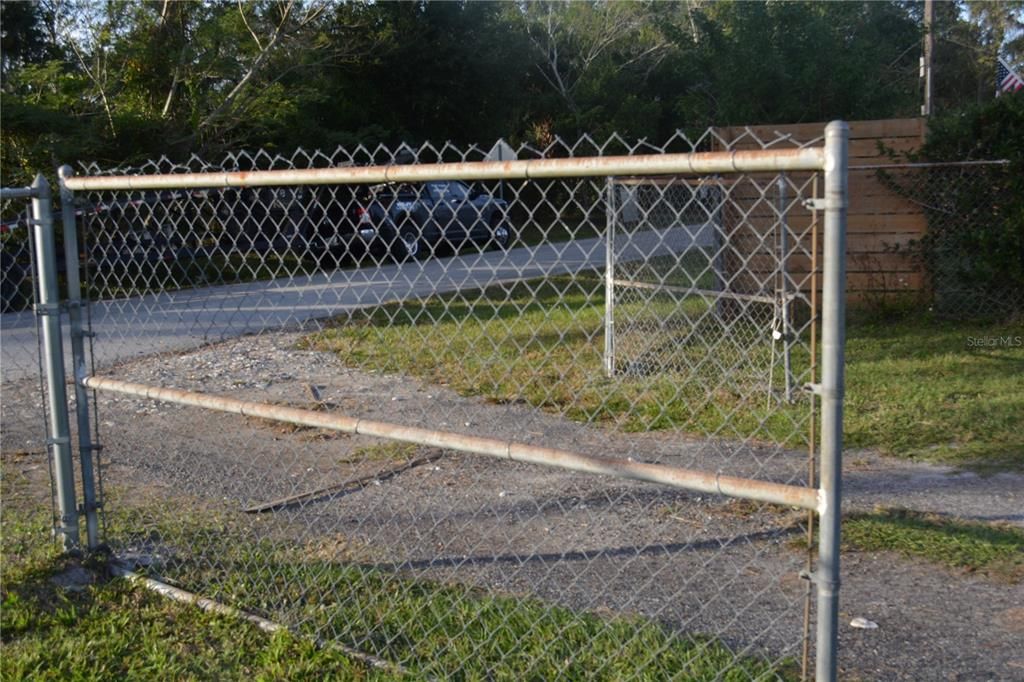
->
30 173 51 198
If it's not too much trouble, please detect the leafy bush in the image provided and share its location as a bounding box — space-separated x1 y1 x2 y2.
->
915 94 1024 318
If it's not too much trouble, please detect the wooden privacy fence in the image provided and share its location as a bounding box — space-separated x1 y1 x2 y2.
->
713 117 926 303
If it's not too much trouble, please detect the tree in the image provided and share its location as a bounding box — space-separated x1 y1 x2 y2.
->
0 1 54 79
514 1 675 134
668 1 921 127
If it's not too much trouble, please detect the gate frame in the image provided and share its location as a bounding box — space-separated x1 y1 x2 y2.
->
2 178 80 551
58 122 848 681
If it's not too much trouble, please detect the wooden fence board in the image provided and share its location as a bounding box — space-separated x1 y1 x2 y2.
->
713 117 928 303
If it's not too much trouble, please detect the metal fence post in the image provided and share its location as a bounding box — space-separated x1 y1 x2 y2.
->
58 165 101 550
30 174 80 552
604 177 617 378
712 183 726 319
816 121 848 682
777 173 793 403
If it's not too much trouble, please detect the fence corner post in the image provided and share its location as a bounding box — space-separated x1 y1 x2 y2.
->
58 165 101 551
816 120 848 682
31 173 80 552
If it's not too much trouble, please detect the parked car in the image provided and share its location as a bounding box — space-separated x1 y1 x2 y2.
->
84 191 201 271
213 186 315 254
76 179 512 271
344 180 512 260
87 232 196 271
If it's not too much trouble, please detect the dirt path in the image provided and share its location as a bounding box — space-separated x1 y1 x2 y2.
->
2 331 1021 680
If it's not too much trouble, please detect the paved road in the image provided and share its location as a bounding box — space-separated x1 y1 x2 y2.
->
2 228 698 381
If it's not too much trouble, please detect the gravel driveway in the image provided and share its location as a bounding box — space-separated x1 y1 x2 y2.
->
3 330 1020 680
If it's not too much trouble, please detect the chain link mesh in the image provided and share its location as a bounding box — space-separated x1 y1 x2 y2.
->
2 189 63 543
1 196 35 365
22 132 835 679
865 162 1021 319
609 174 816 411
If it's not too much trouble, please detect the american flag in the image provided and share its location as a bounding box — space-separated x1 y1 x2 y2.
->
997 57 1024 95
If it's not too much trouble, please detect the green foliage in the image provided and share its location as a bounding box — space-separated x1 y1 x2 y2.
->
915 94 1024 316
671 1 921 127
1 1 1019 183
0 0 969 184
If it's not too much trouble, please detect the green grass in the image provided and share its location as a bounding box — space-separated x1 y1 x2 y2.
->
304 275 1023 469
111 506 792 681
1 470 791 681
843 508 1024 582
0 511 373 681
842 317 1024 468
305 275 806 442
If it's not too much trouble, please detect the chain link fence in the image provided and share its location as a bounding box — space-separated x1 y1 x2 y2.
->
1 191 40 389
1 199 32 317
2 180 82 550
1 190 47 512
607 174 817 412
2 128 852 680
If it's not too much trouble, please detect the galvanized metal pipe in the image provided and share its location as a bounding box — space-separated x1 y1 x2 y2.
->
777 174 793 402
604 178 617 378
712 187 727 318
58 165 101 550
30 175 80 551
0 186 39 200
62 147 826 191
81 375 821 511
610 278 797 305
815 121 848 682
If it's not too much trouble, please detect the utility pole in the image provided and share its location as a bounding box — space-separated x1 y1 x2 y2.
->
922 0 934 116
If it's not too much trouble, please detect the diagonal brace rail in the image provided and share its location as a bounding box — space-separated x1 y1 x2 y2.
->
82 375 821 512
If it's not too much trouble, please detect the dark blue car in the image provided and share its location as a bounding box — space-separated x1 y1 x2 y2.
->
351 180 512 260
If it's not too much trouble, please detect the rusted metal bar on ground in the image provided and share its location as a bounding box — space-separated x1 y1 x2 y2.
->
243 451 444 513
82 375 821 511
63 147 826 191
109 560 403 673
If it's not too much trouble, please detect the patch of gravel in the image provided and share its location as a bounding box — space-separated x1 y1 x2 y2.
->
2 330 1022 680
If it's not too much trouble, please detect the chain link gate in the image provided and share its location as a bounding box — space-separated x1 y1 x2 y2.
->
1 179 86 552
49 123 848 680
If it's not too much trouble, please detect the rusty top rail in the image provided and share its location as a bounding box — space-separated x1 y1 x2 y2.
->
62 147 826 191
